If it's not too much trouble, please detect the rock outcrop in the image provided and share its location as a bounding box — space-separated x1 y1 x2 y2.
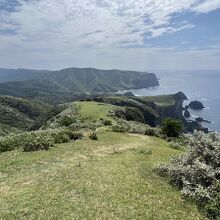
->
184 109 191 118
189 101 205 110
195 117 212 123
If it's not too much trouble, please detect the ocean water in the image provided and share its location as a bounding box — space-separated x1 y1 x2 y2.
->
122 70 220 132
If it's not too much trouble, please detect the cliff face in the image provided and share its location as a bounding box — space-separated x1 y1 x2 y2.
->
157 92 186 122
92 92 186 127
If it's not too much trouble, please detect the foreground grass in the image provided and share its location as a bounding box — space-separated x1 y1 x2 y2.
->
0 130 206 219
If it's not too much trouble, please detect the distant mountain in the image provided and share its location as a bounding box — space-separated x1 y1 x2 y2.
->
0 67 159 104
0 68 50 82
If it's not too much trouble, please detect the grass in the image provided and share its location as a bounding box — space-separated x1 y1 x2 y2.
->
75 101 117 122
141 95 176 107
0 129 206 219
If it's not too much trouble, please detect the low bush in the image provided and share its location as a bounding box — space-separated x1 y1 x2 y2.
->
59 116 76 127
22 132 54 152
155 131 220 219
0 132 54 152
112 125 129 133
102 119 112 126
47 129 83 143
89 132 98 140
161 118 183 137
0 129 83 152
169 141 183 150
144 127 156 136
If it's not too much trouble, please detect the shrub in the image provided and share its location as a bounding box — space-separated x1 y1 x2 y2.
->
60 116 76 127
0 136 20 152
155 131 220 219
0 129 83 152
49 130 70 144
64 130 83 140
144 127 156 136
112 125 129 133
161 118 183 137
102 119 112 126
89 132 98 140
204 184 220 219
22 132 54 152
169 141 183 150
0 132 55 152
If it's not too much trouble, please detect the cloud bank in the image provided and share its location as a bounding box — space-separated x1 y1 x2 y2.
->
0 0 220 70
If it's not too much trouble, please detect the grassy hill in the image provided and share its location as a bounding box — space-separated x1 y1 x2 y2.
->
0 67 159 104
0 97 208 219
40 92 185 132
0 129 206 219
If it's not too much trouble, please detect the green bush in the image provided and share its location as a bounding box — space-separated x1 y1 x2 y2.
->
0 132 54 152
22 132 54 152
0 129 83 152
44 129 83 144
60 116 76 127
169 141 183 150
204 185 220 219
161 118 183 137
144 127 156 136
64 130 83 140
0 136 20 152
49 130 70 144
102 119 112 126
156 131 220 219
89 132 98 140
112 125 129 133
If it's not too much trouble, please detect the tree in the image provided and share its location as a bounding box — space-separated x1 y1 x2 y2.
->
161 118 183 137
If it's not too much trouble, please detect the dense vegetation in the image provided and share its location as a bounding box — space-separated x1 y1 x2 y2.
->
0 129 83 152
161 118 183 137
156 131 220 219
0 96 52 131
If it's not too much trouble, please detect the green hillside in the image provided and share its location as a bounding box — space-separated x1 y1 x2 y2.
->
0 96 52 132
0 68 159 104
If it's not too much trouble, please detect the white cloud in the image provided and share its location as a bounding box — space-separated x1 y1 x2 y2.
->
0 0 220 70
193 0 220 13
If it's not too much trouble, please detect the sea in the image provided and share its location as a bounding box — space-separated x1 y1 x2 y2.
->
121 70 220 132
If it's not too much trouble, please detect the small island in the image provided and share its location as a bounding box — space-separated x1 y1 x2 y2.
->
189 101 205 110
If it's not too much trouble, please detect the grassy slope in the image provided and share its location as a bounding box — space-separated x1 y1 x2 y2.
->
75 101 118 122
0 130 206 220
44 101 120 129
0 101 206 219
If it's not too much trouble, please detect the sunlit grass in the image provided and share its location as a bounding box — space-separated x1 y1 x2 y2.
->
0 130 206 219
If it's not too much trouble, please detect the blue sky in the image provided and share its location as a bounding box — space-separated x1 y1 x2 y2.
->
0 0 220 71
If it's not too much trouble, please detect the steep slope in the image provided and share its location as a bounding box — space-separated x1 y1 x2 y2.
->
0 96 52 131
